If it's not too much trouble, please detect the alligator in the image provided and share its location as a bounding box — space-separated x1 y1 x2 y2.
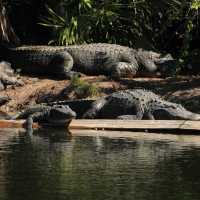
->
48 99 96 118
12 104 76 132
0 43 175 79
82 89 200 120
0 4 175 79
0 61 24 90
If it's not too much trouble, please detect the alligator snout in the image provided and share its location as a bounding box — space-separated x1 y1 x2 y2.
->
155 54 177 76
189 113 200 121
70 110 77 119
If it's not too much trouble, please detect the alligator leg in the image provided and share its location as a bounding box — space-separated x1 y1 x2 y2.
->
145 111 155 120
93 51 138 79
82 97 107 119
25 111 45 134
109 62 138 79
117 104 144 120
48 51 80 79
25 115 34 135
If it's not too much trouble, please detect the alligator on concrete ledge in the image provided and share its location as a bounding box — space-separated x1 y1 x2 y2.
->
82 89 200 120
48 99 96 118
12 104 76 132
0 43 175 79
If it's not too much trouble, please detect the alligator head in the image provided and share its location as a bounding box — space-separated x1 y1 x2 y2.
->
135 49 176 76
47 105 76 126
154 102 200 121
154 53 177 76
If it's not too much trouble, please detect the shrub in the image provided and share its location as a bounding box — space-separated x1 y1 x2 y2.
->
69 75 100 98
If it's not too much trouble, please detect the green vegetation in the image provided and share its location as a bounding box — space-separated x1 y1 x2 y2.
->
69 75 100 98
40 1 200 49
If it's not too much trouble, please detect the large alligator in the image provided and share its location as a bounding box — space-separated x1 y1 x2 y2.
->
12 104 76 132
82 89 200 120
0 43 175 79
0 4 175 79
0 4 175 78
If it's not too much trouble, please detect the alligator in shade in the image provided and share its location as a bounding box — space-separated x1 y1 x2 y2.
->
81 89 200 120
12 104 76 132
0 43 175 79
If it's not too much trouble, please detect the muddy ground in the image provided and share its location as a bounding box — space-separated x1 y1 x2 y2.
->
0 74 200 115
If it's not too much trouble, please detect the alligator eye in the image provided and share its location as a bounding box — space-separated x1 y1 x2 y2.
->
168 105 176 109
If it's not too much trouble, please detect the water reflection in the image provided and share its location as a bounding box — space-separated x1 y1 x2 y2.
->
0 128 200 200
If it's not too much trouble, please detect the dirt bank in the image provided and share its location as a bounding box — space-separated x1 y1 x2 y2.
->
0 75 200 115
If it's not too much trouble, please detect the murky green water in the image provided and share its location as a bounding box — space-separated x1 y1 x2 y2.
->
1 128 200 200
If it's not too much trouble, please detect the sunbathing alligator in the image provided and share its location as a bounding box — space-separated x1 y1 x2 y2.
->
12 104 76 132
0 43 175 79
0 4 174 79
81 89 200 120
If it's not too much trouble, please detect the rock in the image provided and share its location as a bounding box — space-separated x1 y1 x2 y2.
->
0 61 24 89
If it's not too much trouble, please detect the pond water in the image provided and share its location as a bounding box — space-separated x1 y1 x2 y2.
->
1 128 200 200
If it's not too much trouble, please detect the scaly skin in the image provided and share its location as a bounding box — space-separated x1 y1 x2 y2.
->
2 43 175 79
82 89 200 120
12 104 76 132
48 99 96 118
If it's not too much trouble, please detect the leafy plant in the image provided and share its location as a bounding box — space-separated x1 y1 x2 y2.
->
39 0 156 46
69 75 100 98
39 6 79 45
